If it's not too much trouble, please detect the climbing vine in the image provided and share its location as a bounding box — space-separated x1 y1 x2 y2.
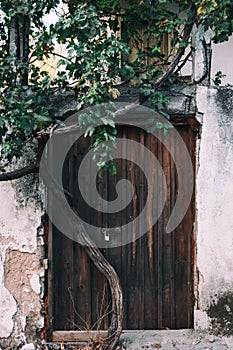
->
1 1 233 349
1 0 233 170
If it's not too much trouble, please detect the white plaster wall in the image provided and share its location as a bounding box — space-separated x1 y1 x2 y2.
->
0 182 39 252
0 181 43 344
0 250 17 338
195 86 233 321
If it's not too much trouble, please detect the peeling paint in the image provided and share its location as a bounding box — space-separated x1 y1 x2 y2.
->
0 183 41 253
0 249 17 338
30 274 41 295
20 343 35 350
0 281 17 338
0 179 44 348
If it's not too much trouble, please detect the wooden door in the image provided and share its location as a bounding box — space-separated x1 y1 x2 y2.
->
48 123 195 339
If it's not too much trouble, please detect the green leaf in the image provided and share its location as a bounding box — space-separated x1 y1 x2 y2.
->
35 114 52 122
159 109 170 120
84 126 95 137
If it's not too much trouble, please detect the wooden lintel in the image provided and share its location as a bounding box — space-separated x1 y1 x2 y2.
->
52 330 108 342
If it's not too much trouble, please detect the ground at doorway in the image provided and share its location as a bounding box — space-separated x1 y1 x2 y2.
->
120 330 233 349
44 330 232 350
2 330 233 350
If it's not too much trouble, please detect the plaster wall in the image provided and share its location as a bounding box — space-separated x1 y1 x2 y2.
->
195 85 233 332
0 181 44 348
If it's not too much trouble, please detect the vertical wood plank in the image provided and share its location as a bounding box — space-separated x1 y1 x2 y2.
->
157 131 163 329
142 129 157 329
120 127 128 330
50 123 195 333
73 135 92 330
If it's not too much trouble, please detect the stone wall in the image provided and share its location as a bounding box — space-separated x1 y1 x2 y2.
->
0 84 233 347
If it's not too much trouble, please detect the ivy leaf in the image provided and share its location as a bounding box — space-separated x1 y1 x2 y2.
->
84 126 95 137
159 109 170 120
35 114 52 122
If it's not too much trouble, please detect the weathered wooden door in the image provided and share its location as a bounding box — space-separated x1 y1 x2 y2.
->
48 123 195 339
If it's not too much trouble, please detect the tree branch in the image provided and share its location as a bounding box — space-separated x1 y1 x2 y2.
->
153 22 194 90
174 50 192 75
114 22 194 115
0 163 39 181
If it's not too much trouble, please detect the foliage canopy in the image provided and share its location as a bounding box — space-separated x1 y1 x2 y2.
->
0 0 233 170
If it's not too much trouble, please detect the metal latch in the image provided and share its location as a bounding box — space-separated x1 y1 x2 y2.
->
102 228 110 241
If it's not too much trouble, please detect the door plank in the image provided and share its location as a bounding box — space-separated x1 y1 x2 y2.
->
50 124 195 333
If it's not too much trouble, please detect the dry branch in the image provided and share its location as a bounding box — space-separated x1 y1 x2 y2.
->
153 22 194 90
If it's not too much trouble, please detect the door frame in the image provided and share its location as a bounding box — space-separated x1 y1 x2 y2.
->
45 115 199 341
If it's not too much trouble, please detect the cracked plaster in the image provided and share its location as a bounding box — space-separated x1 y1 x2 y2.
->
0 181 44 347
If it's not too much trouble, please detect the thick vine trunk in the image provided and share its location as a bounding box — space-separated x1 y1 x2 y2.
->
0 162 124 349
79 229 123 350
0 163 39 181
41 163 124 349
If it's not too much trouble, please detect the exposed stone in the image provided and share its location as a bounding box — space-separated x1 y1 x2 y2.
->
4 250 41 315
158 84 197 116
48 84 198 121
20 343 35 350
49 88 77 118
0 199 44 348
